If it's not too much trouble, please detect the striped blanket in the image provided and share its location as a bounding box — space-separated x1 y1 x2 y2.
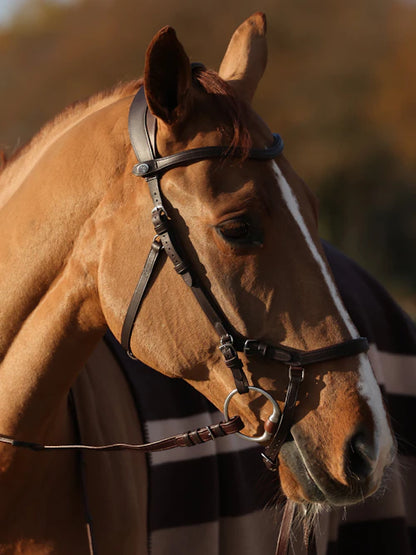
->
103 242 416 555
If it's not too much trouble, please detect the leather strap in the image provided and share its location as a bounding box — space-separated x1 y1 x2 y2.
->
244 337 369 366
219 334 249 394
129 87 157 170
0 416 243 453
276 501 296 555
121 237 163 356
242 337 369 366
262 367 304 471
132 133 284 178
275 500 318 555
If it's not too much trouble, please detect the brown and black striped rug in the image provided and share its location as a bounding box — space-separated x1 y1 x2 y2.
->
105 242 416 555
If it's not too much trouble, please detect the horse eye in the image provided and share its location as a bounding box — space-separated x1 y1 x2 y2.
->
216 218 263 246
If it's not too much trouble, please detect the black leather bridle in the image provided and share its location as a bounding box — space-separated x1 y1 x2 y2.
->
121 76 369 472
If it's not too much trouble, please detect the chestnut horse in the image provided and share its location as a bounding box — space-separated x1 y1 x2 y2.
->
0 13 395 554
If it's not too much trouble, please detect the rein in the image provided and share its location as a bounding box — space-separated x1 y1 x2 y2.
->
0 416 243 453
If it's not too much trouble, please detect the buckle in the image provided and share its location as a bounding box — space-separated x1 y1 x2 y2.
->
289 366 305 382
151 205 169 235
219 334 236 358
243 339 259 356
244 340 271 358
261 452 278 472
151 205 167 217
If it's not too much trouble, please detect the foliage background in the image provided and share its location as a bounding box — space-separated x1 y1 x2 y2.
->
0 0 415 316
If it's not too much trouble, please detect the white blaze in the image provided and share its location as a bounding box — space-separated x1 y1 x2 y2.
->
272 161 392 459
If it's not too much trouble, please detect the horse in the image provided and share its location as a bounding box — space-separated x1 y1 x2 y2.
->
0 12 405 554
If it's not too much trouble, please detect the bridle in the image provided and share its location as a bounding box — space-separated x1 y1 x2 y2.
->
121 71 369 554
0 67 369 555
121 72 369 472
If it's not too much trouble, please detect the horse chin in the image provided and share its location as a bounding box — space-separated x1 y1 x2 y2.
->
279 440 381 507
278 441 326 505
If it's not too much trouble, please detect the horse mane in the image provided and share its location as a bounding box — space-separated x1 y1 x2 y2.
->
0 68 252 207
0 79 142 207
16 80 143 166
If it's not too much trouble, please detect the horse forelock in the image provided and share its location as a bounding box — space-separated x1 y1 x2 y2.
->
191 66 253 156
0 79 142 208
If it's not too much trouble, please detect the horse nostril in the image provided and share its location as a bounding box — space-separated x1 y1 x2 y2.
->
345 431 376 482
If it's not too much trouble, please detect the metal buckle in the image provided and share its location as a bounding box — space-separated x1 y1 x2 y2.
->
127 350 138 361
151 204 166 215
219 334 234 354
243 339 259 356
151 205 168 221
219 335 238 364
152 205 170 235
261 452 278 471
220 334 233 346
289 366 305 382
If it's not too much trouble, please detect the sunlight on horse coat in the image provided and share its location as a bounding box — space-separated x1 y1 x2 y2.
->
0 12 408 555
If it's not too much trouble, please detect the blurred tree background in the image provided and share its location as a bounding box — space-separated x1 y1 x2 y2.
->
0 0 415 316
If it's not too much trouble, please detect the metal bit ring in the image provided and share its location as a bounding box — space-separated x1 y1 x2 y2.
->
223 386 281 443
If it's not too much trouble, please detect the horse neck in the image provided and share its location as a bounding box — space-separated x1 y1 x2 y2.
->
0 93 133 442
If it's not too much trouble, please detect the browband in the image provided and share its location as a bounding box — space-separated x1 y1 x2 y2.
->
129 87 284 180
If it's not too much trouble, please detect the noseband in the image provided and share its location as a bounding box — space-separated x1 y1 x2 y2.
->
122 74 369 471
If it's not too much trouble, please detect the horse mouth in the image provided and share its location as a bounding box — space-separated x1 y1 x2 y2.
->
279 436 382 506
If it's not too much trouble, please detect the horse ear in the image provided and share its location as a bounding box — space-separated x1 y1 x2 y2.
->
218 12 268 103
144 26 192 125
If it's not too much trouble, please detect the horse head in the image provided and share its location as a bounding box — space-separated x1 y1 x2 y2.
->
96 13 395 506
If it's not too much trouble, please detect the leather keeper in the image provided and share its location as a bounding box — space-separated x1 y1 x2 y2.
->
264 417 278 435
152 213 169 235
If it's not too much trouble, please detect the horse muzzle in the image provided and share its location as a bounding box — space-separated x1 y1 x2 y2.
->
279 425 396 506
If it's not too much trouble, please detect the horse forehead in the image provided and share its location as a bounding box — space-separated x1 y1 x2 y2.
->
156 124 233 155
163 158 279 213
155 113 282 207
